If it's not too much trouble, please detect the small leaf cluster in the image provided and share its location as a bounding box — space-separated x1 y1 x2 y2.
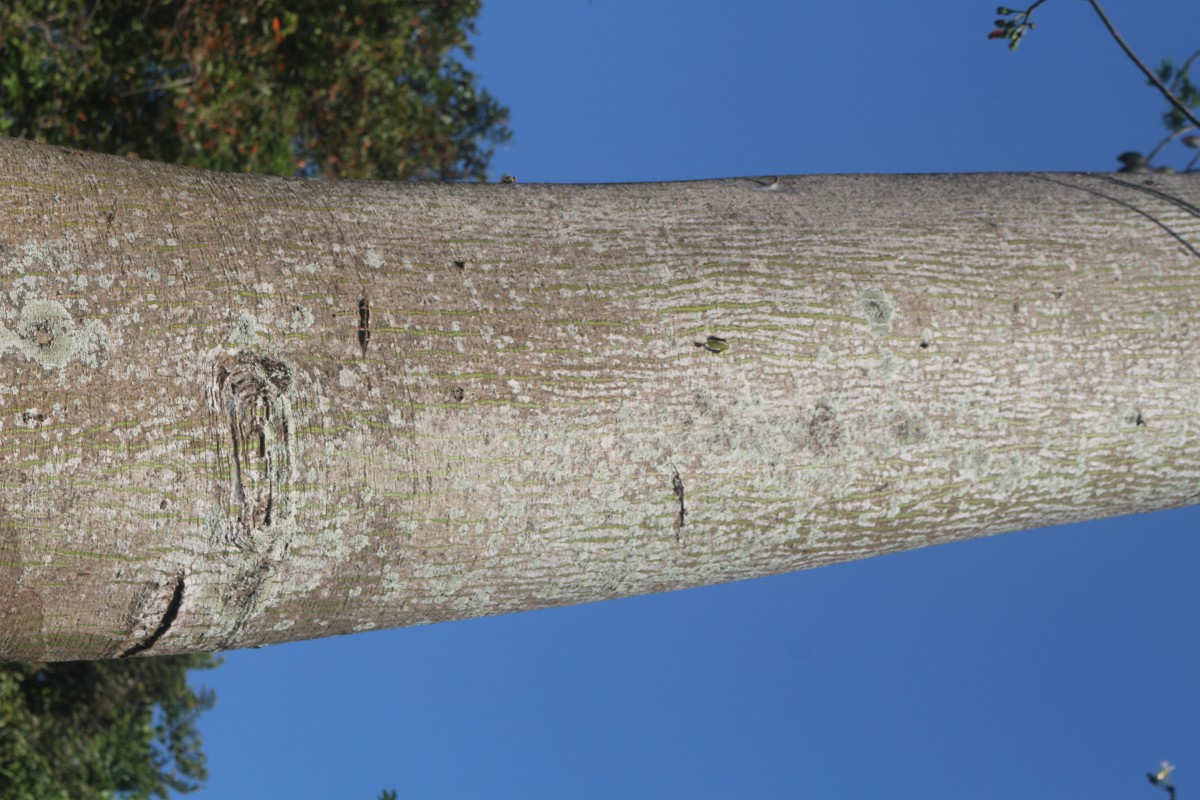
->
1155 54 1200 133
1118 53 1200 173
0 654 221 799
0 0 511 181
988 5 1041 51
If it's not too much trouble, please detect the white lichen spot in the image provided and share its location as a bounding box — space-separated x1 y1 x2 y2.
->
351 621 377 632
226 313 258 346
201 507 230 547
885 497 902 519
961 445 992 481
272 619 295 632
2 240 71 275
876 349 901 378
338 366 361 388
995 453 1038 495
290 305 314 331
364 248 384 270
380 565 406 603
507 379 522 395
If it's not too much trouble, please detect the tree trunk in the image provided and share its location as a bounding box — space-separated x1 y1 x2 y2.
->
1 137 1197 660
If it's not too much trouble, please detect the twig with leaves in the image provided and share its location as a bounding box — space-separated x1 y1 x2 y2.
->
1147 761 1177 800
988 1 1200 172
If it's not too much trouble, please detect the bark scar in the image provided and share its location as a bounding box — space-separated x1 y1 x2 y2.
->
211 351 295 547
119 574 185 658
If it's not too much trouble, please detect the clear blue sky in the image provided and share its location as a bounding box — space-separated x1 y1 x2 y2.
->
189 2 1200 797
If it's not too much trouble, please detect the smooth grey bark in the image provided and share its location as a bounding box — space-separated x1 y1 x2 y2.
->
0 137 1197 660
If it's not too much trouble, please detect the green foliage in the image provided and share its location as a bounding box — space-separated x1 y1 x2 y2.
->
0 654 220 800
986 1 1199 171
0 0 510 180
1154 53 1200 133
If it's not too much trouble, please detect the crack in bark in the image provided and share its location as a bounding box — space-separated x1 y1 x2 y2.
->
357 294 370 357
671 465 686 538
119 575 184 658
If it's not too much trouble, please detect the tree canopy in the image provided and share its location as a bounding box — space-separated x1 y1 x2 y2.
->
0 655 220 799
0 0 510 180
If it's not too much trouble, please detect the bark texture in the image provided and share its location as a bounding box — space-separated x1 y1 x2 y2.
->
1 137 1198 660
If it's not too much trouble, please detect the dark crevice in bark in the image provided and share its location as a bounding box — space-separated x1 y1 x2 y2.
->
671 465 686 538
119 575 185 658
358 295 371 357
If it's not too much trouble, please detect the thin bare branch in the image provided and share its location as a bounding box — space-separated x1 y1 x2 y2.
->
1146 124 1198 163
1174 48 1200 89
1085 0 1200 131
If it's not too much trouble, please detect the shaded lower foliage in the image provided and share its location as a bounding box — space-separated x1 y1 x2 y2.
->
0 654 220 799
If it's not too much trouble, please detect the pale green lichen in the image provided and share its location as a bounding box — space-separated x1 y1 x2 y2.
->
0 299 85 369
226 313 259 346
859 287 894 337
290 305 315 331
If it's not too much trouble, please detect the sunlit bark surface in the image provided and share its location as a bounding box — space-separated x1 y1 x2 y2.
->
1 138 1197 660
